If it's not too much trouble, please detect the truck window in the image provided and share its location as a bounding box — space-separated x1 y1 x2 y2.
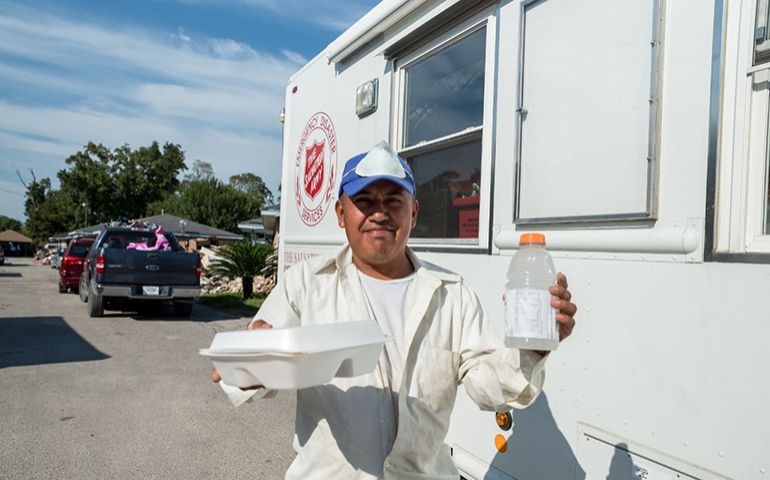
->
766 165 770 235
402 28 485 147
396 25 488 241
711 0 770 257
757 1 770 235
68 243 91 257
100 231 178 251
515 0 659 223
755 0 770 65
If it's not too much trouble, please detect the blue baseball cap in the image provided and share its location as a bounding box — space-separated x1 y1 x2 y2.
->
338 141 416 198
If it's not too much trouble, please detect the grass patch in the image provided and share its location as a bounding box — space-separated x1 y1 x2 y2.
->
199 293 266 318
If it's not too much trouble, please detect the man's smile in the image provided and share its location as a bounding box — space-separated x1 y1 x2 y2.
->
362 225 396 233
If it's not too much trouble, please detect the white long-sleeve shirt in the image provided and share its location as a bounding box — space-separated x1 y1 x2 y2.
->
221 244 548 479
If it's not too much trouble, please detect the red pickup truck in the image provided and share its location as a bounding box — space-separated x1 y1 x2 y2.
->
58 237 94 293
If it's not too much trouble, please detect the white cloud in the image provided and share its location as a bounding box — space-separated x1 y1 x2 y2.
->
0 5 296 220
0 129 75 158
170 0 378 31
176 27 191 43
281 49 307 65
0 12 293 90
0 63 94 98
207 38 256 59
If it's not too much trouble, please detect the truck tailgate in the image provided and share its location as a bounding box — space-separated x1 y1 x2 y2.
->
101 250 199 286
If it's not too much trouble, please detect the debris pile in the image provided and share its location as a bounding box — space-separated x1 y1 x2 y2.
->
199 274 275 295
198 246 276 296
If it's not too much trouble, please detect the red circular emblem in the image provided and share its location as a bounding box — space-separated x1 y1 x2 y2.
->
294 112 338 226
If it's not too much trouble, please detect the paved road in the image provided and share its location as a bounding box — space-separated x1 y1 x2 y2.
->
0 258 296 480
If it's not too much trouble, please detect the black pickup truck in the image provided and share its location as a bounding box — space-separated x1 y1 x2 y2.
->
79 227 201 317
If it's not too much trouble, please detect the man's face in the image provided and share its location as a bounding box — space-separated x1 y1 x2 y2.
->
335 179 418 268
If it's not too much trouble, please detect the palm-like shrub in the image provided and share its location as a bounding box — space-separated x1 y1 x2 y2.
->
208 240 273 299
261 249 278 283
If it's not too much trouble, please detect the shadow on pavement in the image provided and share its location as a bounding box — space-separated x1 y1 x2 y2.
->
90 303 247 322
0 272 22 278
0 316 110 368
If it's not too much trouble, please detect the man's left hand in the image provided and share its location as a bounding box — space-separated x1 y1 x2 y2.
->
549 272 577 341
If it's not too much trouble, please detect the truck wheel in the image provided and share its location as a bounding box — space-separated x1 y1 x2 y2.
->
174 301 193 317
58 283 67 294
79 277 88 302
87 291 104 317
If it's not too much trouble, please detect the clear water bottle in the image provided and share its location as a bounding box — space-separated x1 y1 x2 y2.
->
503 233 559 351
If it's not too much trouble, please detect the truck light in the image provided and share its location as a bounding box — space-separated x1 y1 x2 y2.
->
495 411 513 431
95 255 105 274
355 78 378 117
494 434 508 453
195 258 202 278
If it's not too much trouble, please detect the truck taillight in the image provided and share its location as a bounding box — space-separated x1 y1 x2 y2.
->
95 255 105 274
195 258 202 278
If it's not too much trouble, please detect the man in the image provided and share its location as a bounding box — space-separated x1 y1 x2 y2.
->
213 142 577 479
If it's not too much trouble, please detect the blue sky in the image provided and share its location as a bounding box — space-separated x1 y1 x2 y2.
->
0 0 379 222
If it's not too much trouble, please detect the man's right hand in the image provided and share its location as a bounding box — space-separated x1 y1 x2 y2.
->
210 319 273 390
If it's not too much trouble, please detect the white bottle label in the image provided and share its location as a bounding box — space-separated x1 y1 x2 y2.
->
504 288 557 340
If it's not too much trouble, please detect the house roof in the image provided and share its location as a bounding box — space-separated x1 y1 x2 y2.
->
238 219 267 233
69 213 243 240
141 214 242 240
238 203 280 234
0 230 33 243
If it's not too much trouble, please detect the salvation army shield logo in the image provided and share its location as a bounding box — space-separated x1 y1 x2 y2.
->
294 112 337 226
304 140 325 200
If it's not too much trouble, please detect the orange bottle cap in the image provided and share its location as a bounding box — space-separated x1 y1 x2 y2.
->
519 232 546 245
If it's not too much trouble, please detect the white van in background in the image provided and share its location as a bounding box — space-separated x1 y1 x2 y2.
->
276 1 768 478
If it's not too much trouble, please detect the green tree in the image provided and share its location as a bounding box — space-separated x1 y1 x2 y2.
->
0 215 23 232
184 160 215 183
18 142 187 243
59 141 186 222
229 172 274 207
208 240 273 299
110 142 187 219
149 178 260 233
17 172 73 243
56 143 115 223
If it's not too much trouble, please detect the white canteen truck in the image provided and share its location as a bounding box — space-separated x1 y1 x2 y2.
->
275 0 768 478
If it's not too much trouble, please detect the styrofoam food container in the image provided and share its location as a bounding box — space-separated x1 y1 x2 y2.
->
199 321 387 390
